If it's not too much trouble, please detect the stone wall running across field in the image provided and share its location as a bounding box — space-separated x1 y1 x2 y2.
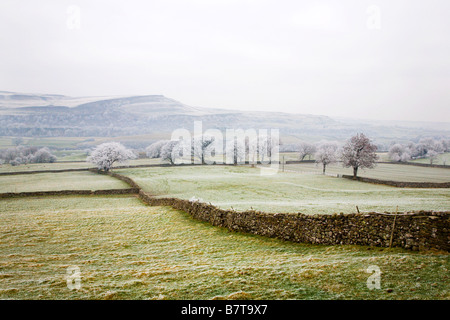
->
0 188 139 198
99 171 449 252
138 192 449 252
342 175 450 188
2 168 448 252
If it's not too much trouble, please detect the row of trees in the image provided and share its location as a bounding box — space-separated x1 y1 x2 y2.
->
0 146 57 166
89 133 378 178
145 135 278 165
313 134 378 177
388 138 449 164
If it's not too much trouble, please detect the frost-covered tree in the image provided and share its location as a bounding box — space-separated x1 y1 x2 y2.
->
315 142 338 174
258 134 278 163
388 144 411 162
226 136 245 165
418 138 444 164
160 140 180 165
0 146 56 165
440 139 450 152
31 147 57 163
146 140 169 158
427 150 439 165
298 142 316 161
87 142 135 172
341 133 378 179
193 135 215 165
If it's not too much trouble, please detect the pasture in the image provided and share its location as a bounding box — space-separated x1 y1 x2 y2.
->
0 195 448 300
117 165 450 214
284 162 450 183
0 171 129 193
0 158 162 173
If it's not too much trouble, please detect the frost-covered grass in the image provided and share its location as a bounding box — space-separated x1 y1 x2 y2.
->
0 158 164 173
0 171 129 193
0 162 94 173
409 153 450 166
285 162 450 183
0 195 448 300
117 166 450 214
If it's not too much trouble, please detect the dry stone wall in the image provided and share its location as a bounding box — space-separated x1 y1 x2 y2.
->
138 191 450 252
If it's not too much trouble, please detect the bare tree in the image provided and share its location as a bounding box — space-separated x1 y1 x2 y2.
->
388 144 411 162
298 142 316 161
341 133 378 179
315 142 338 174
87 142 135 172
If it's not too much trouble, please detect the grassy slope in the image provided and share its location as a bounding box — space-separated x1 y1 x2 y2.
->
117 166 450 214
0 171 129 193
0 196 448 300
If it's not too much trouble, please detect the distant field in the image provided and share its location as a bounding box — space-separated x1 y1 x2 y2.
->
0 171 129 193
284 162 450 183
0 158 164 173
410 153 450 166
117 166 450 214
0 162 94 173
0 195 448 300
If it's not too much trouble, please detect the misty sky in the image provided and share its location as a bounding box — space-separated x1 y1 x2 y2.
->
0 0 449 122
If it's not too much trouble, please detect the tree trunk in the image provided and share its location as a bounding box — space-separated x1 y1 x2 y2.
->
353 166 358 179
323 163 326 174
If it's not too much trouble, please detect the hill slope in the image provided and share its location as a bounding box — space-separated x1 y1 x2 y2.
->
0 92 448 144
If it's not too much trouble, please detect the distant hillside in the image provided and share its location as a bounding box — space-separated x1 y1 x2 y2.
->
0 91 448 145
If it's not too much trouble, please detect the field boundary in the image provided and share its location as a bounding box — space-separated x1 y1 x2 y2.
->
378 161 449 169
102 171 450 252
0 163 231 176
0 188 139 198
341 175 450 188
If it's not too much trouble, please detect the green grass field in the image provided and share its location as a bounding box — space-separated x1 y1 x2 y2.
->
0 171 129 193
117 166 450 214
0 195 448 300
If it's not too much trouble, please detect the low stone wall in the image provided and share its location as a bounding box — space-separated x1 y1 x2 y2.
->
342 175 450 188
139 191 450 252
378 161 449 169
0 168 91 176
0 188 139 198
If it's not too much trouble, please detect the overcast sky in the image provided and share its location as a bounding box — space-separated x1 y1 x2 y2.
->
0 0 449 122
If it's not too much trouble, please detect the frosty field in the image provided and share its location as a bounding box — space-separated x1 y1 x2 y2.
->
117 166 450 214
284 162 450 183
0 171 129 193
0 195 448 300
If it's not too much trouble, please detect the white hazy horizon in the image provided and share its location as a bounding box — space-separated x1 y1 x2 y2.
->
0 0 449 123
